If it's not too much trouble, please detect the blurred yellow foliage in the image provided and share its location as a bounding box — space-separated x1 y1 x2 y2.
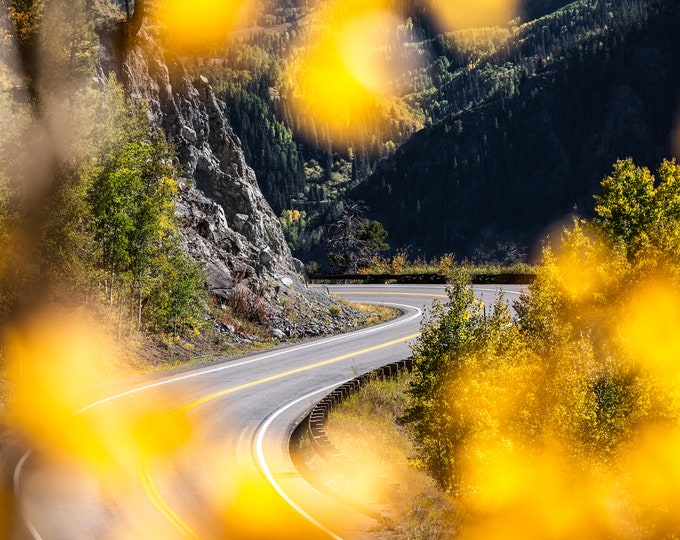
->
621 424 680 534
428 0 520 31
6 309 194 484
285 0 417 146
156 0 252 52
619 279 680 377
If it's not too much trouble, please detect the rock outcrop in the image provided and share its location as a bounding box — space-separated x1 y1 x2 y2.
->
93 5 362 338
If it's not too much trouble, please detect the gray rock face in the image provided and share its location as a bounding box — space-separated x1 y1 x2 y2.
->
93 14 363 337
119 33 292 268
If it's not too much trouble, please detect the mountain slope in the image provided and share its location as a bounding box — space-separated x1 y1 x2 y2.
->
354 0 680 260
194 0 667 263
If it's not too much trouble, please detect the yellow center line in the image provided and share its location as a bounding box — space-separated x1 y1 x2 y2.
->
173 331 421 416
142 330 422 539
139 457 202 540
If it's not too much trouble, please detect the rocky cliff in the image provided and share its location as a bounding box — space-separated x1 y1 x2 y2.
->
93 4 360 338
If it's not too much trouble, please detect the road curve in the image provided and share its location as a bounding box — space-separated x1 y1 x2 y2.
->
14 284 524 540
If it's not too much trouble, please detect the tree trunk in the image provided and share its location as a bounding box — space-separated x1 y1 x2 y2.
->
138 288 143 331
109 266 116 306
118 283 124 340
128 0 145 39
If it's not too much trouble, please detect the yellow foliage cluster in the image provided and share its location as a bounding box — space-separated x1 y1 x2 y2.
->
428 0 520 32
406 160 680 537
361 251 455 275
6 2 44 45
279 208 305 227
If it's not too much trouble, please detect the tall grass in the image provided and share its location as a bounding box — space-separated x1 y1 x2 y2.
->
320 373 456 538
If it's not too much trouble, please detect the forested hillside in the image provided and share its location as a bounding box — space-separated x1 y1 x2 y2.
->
0 1 209 337
355 0 680 260
195 0 676 264
192 12 422 258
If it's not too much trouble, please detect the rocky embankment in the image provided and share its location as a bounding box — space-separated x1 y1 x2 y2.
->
93 4 363 339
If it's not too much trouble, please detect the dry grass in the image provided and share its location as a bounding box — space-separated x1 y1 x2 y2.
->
317 374 456 539
344 302 400 327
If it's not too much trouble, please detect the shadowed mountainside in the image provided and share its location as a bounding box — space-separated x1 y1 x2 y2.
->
354 0 680 260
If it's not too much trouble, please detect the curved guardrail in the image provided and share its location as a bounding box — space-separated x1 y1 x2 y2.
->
297 357 414 465
288 357 415 521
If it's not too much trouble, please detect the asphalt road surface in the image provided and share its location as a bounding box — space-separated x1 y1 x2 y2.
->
13 284 525 540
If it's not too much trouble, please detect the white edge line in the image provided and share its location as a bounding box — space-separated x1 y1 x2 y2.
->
255 381 351 540
13 450 44 540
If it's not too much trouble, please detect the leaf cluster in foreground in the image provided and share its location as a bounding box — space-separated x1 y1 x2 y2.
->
402 158 680 536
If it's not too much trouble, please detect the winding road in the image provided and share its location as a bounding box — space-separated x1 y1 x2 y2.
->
14 284 524 540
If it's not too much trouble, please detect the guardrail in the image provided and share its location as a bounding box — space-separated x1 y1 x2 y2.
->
310 273 535 285
295 358 414 465
288 358 415 520
311 273 446 284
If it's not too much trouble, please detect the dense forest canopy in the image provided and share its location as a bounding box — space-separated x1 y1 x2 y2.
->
355 0 680 261
189 0 678 266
